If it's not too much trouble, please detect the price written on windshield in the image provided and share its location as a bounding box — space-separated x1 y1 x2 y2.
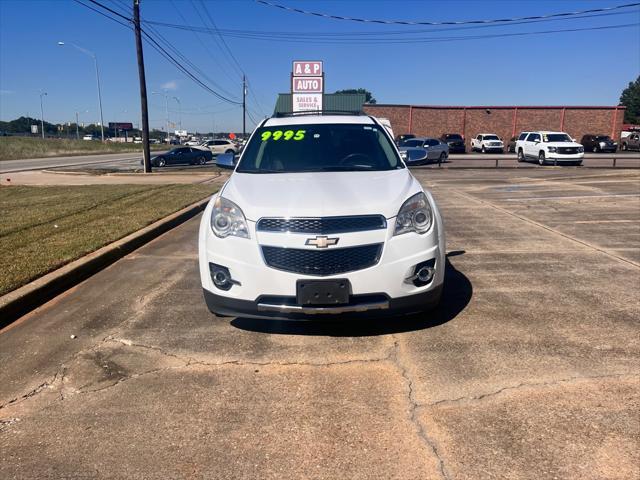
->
261 130 306 141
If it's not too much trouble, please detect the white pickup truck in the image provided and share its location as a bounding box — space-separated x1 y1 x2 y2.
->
515 131 584 166
471 133 504 153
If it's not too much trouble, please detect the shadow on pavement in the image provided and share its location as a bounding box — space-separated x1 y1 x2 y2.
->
230 252 472 337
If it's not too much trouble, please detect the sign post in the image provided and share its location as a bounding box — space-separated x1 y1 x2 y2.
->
291 61 324 113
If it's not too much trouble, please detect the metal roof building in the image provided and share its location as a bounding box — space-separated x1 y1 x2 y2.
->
274 93 367 114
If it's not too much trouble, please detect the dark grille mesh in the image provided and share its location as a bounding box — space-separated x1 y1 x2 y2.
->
262 244 382 276
257 216 386 234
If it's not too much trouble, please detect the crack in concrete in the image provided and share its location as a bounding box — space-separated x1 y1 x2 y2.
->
0 371 61 411
428 372 638 407
389 338 450 480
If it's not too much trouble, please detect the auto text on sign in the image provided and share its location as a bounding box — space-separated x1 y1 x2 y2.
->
292 61 323 76
292 76 323 93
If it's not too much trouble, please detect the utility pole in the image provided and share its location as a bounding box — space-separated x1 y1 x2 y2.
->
75 111 80 140
133 0 151 173
242 74 247 138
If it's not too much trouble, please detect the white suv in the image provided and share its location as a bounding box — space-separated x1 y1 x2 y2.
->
199 139 238 156
198 114 446 320
471 133 504 153
516 131 584 165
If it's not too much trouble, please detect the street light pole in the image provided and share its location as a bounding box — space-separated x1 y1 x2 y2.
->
75 111 79 140
57 41 105 142
39 91 47 140
172 96 181 130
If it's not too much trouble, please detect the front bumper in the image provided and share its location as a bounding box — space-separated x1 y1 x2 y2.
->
448 144 466 153
545 154 584 163
203 285 443 320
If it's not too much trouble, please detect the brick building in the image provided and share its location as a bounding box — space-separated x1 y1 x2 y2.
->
363 104 626 147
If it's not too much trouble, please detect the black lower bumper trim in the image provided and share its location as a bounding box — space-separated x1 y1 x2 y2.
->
203 286 443 321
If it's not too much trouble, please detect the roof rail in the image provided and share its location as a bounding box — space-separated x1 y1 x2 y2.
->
273 110 365 118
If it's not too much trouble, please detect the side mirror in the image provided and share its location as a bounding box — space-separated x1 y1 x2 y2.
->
216 152 236 169
405 149 428 163
534 139 540 143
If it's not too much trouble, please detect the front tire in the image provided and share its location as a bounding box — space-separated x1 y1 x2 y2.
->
197 156 206 165
225 149 235 154
592 145 598 153
538 151 546 166
517 149 525 162
621 143 628 151
481 145 486 153
157 157 166 167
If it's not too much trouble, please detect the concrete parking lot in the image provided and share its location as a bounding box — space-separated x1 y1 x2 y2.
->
1 168 638 479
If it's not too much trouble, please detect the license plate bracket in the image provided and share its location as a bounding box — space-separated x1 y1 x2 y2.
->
296 279 350 306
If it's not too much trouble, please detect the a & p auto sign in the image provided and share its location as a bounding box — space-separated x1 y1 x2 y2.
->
291 61 324 112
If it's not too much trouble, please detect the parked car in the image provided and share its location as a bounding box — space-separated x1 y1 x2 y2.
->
621 132 640 151
199 139 238 155
399 137 449 164
506 136 518 153
439 133 465 153
580 134 617 153
149 138 161 145
515 131 584 165
133 136 142 144
471 134 504 153
200 113 445 320
395 134 416 146
82 134 98 141
150 147 212 167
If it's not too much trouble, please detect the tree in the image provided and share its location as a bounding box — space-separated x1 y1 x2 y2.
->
619 76 640 124
334 88 376 104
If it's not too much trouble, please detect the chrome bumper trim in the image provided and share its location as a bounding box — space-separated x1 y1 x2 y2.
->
257 300 389 315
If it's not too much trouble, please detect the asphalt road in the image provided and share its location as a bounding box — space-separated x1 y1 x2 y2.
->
2 150 638 174
1 169 639 479
0 151 150 173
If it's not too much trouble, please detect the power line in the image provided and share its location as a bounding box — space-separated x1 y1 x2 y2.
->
141 28 242 104
255 0 640 26
168 0 240 90
73 0 242 105
193 0 245 78
145 10 637 38
158 22 639 45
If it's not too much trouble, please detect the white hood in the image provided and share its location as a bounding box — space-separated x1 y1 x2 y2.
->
221 169 420 221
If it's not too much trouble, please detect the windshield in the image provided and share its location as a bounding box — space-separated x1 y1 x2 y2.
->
595 136 611 141
484 135 500 141
236 123 403 173
444 134 462 140
543 133 572 142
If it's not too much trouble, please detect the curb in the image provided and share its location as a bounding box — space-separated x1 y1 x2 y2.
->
0 196 211 328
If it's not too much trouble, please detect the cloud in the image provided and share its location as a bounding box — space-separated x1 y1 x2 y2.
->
161 80 178 91
0 89 15 95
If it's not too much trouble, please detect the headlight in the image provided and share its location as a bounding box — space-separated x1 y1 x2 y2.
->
577 146 584 153
210 196 249 239
394 192 433 236
547 147 558 153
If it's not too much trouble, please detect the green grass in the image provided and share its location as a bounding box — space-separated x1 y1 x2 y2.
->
0 136 165 161
0 184 215 296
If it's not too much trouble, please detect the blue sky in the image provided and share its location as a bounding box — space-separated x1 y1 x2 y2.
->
1 0 639 133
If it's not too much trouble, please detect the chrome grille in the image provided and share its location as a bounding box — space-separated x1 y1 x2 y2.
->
257 215 386 234
261 244 383 276
557 147 579 154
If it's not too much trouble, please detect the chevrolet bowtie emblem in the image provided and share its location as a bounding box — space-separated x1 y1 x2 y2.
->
305 236 339 248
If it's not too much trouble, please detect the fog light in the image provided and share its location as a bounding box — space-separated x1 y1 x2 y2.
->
405 259 436 286
209 263 239 291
